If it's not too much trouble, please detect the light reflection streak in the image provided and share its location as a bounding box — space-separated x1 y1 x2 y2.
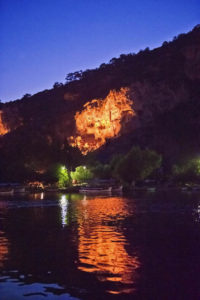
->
76 197 140 294
0 231 9 268
31 193 44 200
59 195 69 227
194 204 200 222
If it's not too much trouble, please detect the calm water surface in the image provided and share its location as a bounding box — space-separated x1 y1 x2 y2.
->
1 191 200 299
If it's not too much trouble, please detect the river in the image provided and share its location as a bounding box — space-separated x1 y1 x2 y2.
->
0 191 200 299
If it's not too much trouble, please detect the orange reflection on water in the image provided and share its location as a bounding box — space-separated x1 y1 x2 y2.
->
30 193 44 200
76 197 140 294
0 231 9 268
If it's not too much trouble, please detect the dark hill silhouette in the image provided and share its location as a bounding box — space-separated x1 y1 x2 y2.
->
0 25 200 180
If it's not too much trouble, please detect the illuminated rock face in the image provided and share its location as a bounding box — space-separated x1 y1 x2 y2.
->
69 88 135 154
0 111 9 135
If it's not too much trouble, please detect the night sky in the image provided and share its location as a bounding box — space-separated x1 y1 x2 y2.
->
0 0 199 102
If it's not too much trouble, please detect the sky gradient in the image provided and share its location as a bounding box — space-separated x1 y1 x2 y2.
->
0 0 199 102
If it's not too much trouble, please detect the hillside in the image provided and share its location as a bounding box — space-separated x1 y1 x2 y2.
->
0 25 200 181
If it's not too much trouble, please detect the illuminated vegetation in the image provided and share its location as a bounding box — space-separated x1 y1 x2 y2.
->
69 88 134 154
172 157 200 183
71 166 93 183
54 147 162 188
57 165 71 188
55 165 93 187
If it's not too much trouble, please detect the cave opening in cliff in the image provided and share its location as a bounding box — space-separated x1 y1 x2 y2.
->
68 88 135 155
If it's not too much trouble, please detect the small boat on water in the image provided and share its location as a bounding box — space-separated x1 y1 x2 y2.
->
14 186 26 193
147 187 156 192
191 186 200 191
0 188 14 196
79 186 112 194
133 186 156 192
45 188 59 192
181 186 200 192
111 185 123 193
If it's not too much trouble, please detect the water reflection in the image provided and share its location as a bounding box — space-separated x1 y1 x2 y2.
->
0 231 9 268
59 195 69 227
31 192 45 200
76 197 140 294
1 192 200 299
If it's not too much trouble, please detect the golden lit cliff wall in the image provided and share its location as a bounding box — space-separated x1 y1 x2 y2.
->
0 111 9 135
68 88 135 154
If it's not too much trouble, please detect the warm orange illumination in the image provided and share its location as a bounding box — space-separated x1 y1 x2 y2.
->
69 88 135 154
76 197 140 294
0 232 9 268
28 181 44 188
0 111 9 135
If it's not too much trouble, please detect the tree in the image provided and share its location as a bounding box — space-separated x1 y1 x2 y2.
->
53 82 63 89
71 166 93 183
162 41 168 47
91 163 111 179
172 157 200 183
57 165 70 188
22 93 31 99
110 154 123 171
113 146 162 184
65 71 83 83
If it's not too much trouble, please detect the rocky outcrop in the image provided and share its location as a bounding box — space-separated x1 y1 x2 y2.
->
0 25 200 168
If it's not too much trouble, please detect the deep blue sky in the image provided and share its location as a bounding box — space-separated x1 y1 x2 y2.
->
0 0 199 102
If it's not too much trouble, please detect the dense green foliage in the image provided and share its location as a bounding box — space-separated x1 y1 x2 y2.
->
172 157 200 184
57 165 71 188
113 146 162 184
90 163 111 179
71 166 93 183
